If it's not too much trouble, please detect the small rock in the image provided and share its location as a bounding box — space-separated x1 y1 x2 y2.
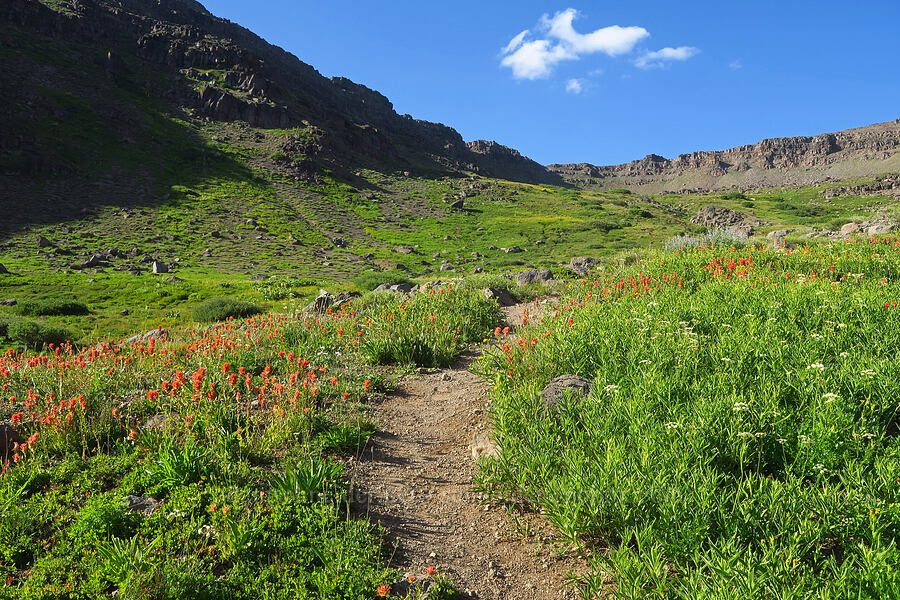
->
567 256 602 276
122 495 159 516
503 246 524 254
439 263 454 272
0 299 16 306
483 287 517 307
0 264 8 275
152 261 169 274
120 309 130 315
36 235 54 248
450 199 465 210
165 276 184 283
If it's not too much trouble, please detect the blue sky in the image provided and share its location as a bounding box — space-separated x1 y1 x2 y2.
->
201 1 900 166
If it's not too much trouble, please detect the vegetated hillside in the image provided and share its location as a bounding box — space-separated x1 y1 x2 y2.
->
0 0 559 232
550 119 900 193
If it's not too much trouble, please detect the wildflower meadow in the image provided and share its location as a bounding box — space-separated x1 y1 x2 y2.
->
478 237 900 598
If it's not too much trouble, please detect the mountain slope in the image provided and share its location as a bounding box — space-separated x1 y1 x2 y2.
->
550 119 900 193
0 0 559 226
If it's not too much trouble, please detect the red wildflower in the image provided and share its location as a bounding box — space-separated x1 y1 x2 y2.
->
376 584 391 597
425 565 436 577
10 412 22 425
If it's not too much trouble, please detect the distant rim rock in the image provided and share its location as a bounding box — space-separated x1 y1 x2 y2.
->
549 119 900 193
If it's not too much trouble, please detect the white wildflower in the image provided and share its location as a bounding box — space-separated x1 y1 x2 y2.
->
806 363 825 371
721 357 734 364
733 402 749 412
861 369 876 377
664 422 681 430
822 393 839 403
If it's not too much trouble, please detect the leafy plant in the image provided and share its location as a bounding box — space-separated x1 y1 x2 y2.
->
192 297 262 322
269 458 346 503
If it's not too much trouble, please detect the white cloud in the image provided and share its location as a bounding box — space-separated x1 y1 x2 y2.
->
729 59 743 70
565 78 584 94
635 46 699 69
500 8 649 80
503 29 530 55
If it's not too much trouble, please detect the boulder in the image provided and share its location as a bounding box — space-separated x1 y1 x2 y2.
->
840 222 861 236
72 254 109 270
152 261 169 274
483 287 517 307
1 299 16 306
567 257 602 276
540 375 594 409
0 263 7 275
303 290 361 314
868 223 895 235
690 206 765 237
516 268 553 286
331 238 347 248
125 329 169 345
450 199 465 210
374 283 414 294
165 276 184 283
439 263 454 272
36 236 54 248
504 246 524 254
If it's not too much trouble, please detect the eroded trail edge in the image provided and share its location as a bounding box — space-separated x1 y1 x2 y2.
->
349 307 582 599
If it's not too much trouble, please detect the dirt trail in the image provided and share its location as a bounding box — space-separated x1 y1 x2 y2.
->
349 303 582 599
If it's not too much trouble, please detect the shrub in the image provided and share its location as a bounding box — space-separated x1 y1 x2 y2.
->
608 188 632 194
192 297 262 322
627 207 653 219
7 319 71 349
720 191 746 200
15 298 89 316
591 219 630 233
455 273 514 293
352 270 413 292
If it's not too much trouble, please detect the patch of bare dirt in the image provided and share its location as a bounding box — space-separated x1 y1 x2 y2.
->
349 303 583 599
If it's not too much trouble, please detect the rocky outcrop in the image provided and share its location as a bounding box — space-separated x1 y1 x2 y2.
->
691 206 766 237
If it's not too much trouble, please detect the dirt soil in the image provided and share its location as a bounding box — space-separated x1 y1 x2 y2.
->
349 303 584 599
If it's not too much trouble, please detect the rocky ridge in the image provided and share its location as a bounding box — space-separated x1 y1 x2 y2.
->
550 119 900 193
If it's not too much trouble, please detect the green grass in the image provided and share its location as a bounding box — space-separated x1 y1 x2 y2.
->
477 237 900 598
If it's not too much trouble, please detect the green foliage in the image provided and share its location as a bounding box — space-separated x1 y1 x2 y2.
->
6 319 71 349
721 191 747 200
15 298 89 316
608 188 632 195
148 436 211 492
360 287 500 367
269 458 347 503
253 276 318 301
479 239 900 598
352 270 414 292
192 297 262 322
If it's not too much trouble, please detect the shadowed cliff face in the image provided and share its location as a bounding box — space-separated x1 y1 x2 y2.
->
550 119 900 193
1 0 563 185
